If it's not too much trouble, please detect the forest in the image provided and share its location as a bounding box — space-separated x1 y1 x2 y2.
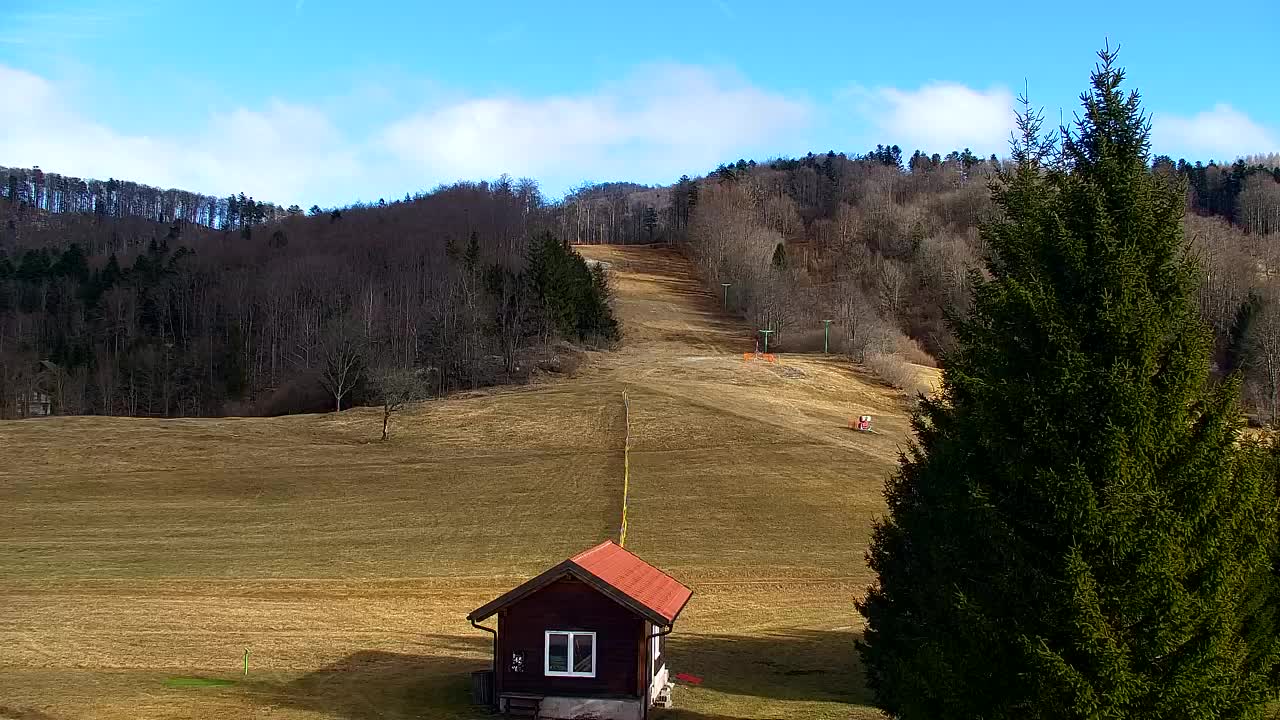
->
664 148 1280 421
0 175 615 418
3 149 1279 420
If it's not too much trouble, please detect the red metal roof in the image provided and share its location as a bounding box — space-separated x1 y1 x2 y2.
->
570 541 692 624
467 540 693 625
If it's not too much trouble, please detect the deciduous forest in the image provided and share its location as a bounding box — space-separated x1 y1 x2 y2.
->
2 149 1279 419
671 149 1280 419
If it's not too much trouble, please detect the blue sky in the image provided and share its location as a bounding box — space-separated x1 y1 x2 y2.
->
1 0 1277 207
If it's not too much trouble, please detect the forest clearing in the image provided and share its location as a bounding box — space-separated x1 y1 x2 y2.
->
0 244 932 720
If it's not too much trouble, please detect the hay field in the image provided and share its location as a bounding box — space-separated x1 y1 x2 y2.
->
0 244 917 720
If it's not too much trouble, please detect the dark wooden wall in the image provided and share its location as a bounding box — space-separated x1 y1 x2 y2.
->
497 576 643 698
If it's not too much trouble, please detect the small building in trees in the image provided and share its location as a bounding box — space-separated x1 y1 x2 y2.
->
15 390 51 417
468 540 693 720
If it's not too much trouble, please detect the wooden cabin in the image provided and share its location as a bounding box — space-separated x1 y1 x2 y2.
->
468 540 693 720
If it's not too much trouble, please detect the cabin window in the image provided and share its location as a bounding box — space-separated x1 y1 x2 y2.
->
544 631 596 677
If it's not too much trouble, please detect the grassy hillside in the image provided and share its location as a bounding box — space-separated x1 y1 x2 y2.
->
0 245 928 719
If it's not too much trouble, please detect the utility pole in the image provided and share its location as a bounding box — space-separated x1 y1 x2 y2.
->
821 320 833 353
720 283 731 310
758 329 775 354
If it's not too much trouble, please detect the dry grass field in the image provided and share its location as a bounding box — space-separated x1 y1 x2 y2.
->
0 244 926 720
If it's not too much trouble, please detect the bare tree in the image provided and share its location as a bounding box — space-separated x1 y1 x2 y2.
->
318 320 365 412
490 266 530 374
875 258 907 321
38 360 68 415
1236 174 1280 237
1186 215 1257 345
370 366 428 440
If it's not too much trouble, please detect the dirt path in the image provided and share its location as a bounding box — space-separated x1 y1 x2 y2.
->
0 243 910 720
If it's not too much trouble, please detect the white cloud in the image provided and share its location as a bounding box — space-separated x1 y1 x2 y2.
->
381 64 810 187
847 82 1017 155
1152 104 1278 161
0 64 364 205
0 62 809 205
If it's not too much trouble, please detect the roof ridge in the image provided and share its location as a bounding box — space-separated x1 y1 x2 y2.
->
614 543 686 587
472 539 691 624
569 539 618 561
573 540 688 585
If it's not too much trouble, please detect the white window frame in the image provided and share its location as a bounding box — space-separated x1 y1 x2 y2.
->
544 630 597 678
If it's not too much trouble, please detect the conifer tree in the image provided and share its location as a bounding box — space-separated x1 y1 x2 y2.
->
857 47 1280 719
643 206 659 241
1223 292 1262 374
772 243 788 270
527 232 618 343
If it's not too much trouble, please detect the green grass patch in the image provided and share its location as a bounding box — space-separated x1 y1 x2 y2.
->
164 677 237 688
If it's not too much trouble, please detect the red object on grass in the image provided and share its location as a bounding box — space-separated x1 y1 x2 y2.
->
675 672 703 685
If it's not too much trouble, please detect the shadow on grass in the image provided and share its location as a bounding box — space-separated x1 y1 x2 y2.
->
666 629 871 705
654 711 769 720
240 630 869 719
243 635 491 720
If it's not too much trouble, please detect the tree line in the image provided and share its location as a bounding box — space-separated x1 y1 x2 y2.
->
5 110 1279 424
0 178 615 419
1158 154 1280 231
0 165 299 233
553 181 670 246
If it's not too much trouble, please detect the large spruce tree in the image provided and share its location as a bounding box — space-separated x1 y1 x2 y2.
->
857 48 1280 719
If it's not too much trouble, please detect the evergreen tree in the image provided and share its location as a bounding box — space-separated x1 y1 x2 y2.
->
1223 292 1262 374
464 231 481 271
54 243 89 282
526 232 618 343
857 47 1280 720
771 243 788 270
642 206 658 241
0 251 12 313
100 254 122 287
909 150 929 174
674 175 694 230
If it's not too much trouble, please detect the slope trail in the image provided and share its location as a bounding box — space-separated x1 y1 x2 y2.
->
575 243 914 457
